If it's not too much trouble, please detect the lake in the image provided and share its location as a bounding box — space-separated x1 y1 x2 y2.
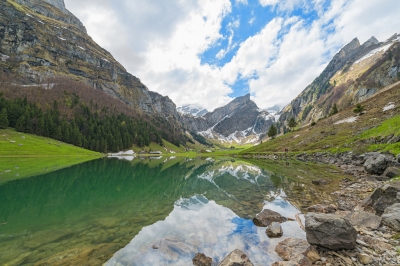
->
0 156 342 265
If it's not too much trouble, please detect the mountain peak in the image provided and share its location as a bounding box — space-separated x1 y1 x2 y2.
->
362 36 379 48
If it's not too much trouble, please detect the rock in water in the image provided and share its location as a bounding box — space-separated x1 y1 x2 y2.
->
253 209 287 227
383 167 400 178
274 238 313 266
193 253 212 266
348 210 382 230
218 249 253 266
305 213 357 250
382 203 400 231
362 181 400 215
363 153 389 175
307 204 337 213
266 222 283 238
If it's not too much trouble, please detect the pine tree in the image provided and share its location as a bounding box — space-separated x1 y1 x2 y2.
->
0 108 9 129
353 103 364 114
288 117 297 132
267 124 277 139
329 104 338 116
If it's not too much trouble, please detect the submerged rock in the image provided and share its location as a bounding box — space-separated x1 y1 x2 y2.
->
382 203 400 231
362 181 400 215
305 213 357 250
253 209 287 227
218 249 253 266
150 238 197 261
266 222 283 238
274 238 313 266
193 253 212 266
307 204 337 214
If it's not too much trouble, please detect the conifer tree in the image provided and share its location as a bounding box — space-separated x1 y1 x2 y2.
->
267 124 277 139
0 108 9 129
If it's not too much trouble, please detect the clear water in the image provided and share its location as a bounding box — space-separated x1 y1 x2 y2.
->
0 157 340 265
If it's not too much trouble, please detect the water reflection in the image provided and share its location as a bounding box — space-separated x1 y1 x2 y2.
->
0 157 341 265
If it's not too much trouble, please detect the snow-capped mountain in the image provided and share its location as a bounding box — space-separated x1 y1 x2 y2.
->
177 104 208 117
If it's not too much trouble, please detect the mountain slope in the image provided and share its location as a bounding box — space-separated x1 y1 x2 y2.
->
0 0 180 121
278 34 400 130
182 94 275 145
177 104 208 117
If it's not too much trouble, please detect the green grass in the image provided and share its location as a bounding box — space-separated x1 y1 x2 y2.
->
0 129 102 183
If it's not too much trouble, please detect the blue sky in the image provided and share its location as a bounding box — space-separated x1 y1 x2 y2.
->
65 0 400 111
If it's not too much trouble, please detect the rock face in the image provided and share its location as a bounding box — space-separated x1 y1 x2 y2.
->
364 154 389 175
305 213 357 250
363 181 400 215
193 253 212 266
266 222 283 238
253 209 287 227
218 249 253 266
182 94 275 144
381 203 400 231
347 210 381 230
0 0 181 123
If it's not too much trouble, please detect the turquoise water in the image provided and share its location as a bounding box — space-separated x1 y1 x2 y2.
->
0 157 339 265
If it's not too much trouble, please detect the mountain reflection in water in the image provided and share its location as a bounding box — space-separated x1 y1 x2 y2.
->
0 157 341 265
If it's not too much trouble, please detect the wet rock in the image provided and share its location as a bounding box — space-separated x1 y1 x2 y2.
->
347 210 382 230
383 167 400 178
307 204 337 214
305 213 357 250
381 203 400 231
150 238 197 261
312 179 329 185
193 253 212 266
362 181 400 215
363 153 389 175
275 238 311 261
253 209 287 227
218 249 253 266
266 222 283 238
358 253 373 264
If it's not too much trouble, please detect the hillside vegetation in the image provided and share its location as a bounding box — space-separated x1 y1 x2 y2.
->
244 83 400 155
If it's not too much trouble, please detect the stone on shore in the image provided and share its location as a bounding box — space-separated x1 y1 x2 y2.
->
253 209 287 227
358 253 373 265
218 249 253 266
362 181 400 215
307 204 336 214
275 238 312 261
305 213 357 250
266 222 283 238
347 210 381 230
383 167 400 178
381 203 400 231
363 153 389 175
193 253 212 266
272 254 311 266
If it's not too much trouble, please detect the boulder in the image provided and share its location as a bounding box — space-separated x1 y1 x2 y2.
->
193 253 212 266
305 213 357 250
347 210 382 230
218 249 253 266
266 222 283 238
275 238 312 261
381 203 400 231
363 153 389 175
150 238 197 261
383 167 400 178
253 209 287 227
307 204 337 214
312 179 329 185
358 253 373 265
271 254 311 266
362 181 400 215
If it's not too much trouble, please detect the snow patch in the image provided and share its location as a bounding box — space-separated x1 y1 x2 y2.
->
77 46 86 50
383 102 395 112
108 150 135 156
37 20 45 24
26 14 34 18
57 37 66 41
334 116 358 125
294 135 300 138
102 58 110 63
0 53 9 62
355 43 392 64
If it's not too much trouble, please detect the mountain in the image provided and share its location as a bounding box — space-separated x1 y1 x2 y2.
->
0 0 180 121
177 104 208 117
278 34 400 129
181 94 275 144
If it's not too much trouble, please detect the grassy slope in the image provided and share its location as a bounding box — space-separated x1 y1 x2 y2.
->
244 83 400 155
0 129 101 183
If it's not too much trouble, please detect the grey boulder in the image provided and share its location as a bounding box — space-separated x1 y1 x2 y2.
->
347 210 381 230
362 181 400 215
363 153 389 175
305 213 357 250
218 249 253 266
274 238 312 266
382 203 400 231
266 222 283 238
383 167 400 178
253 209 287 227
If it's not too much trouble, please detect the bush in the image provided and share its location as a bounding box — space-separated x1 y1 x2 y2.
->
354 103 364 114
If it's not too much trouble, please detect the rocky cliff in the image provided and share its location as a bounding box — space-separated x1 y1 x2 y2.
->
182 94 275 144
0 0 180 121
278 34 400 130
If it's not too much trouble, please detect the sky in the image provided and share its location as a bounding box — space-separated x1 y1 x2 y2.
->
64 0 400 112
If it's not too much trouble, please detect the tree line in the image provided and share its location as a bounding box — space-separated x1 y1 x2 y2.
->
0 93 166 152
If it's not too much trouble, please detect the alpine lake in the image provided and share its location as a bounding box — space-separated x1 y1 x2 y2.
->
0 156 345 266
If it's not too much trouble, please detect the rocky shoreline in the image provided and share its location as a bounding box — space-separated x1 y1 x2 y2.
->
193 151 400 266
